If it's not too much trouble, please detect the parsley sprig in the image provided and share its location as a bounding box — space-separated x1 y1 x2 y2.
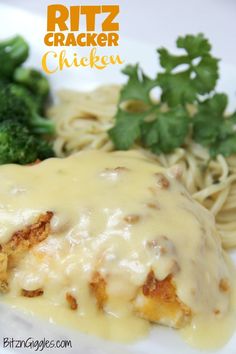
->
109 33 236 158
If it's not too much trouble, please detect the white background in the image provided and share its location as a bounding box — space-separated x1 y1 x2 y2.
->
1 0 236 66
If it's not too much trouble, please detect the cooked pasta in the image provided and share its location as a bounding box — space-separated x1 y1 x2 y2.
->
48 85 236 249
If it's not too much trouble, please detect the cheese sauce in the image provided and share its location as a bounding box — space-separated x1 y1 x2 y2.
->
180 255 236 349
0 150 235 348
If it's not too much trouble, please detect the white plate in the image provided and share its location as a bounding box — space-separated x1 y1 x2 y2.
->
0 3 235 354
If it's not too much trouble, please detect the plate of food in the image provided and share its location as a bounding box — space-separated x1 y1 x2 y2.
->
0 3 236 354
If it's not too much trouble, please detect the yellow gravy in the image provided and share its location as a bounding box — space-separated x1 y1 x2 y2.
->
0 150 235 348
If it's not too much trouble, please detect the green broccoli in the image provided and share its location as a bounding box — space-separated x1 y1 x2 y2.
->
0 78 10 90
0 84 55 135
0 35 29 79
14 67 50 112
14 67 50 98
0 120 54 165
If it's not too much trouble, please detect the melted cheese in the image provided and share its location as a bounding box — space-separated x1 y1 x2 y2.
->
0 150 234 348
180 255 236 349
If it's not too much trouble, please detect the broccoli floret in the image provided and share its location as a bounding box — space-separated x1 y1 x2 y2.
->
0 121 54 165
0 84 55 135
14 67 50 98
0 78 10 90
0 35 29 79
37 139 55 160
14 67 50 112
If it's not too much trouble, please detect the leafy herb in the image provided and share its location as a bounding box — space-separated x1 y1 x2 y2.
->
109 108 145 150
109 63 189 152
157 34 219 107
109 33 236 158
119 65 157 105
193 94 236 157
193 93 228 146
141 107 189 154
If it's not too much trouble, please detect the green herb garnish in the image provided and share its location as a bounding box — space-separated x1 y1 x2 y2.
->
109 33 236 158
